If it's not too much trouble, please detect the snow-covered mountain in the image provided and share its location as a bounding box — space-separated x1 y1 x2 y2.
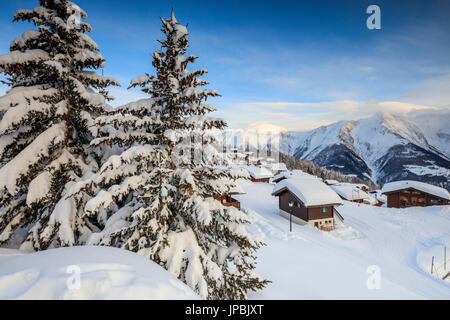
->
279 110 450 189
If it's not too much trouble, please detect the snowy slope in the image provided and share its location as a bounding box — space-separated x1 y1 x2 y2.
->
0 248 25 262
0 182 448 299
282 111 450 189
0 246 199 300
406 109 450 158
234 181 450 299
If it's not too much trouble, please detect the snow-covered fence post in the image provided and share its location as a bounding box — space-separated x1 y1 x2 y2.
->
431 256 434 274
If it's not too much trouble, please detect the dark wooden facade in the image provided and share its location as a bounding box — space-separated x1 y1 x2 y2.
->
213 195 241 209
384 188 449 208
277 189 335 225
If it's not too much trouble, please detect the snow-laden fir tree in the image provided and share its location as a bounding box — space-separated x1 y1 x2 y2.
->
0 0 119 249
72 10 269 299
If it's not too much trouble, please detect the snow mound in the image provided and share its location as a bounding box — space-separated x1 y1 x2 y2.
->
272 177 343 206
0 246 199 300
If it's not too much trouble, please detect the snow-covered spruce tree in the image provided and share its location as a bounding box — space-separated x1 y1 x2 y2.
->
73 11 269 299
0 0 119 249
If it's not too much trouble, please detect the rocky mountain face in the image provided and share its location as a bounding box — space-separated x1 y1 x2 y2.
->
280 110 450 190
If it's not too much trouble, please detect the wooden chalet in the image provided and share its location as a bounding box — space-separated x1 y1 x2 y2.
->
212 184 245 210
330 183 370 203
272 178 344 231
381 180 450 208
324 179 339 186
368 191 386 207
265 162 288 176
213 194 242 209
353 184 369 192
246 166 274 183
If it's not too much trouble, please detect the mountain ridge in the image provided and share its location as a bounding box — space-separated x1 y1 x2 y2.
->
280 110 450 190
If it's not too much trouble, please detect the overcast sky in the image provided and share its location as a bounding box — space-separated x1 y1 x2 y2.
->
1 0 449 131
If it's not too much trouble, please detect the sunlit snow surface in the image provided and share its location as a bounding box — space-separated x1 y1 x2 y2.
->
0 246 199 300
0 181 449 299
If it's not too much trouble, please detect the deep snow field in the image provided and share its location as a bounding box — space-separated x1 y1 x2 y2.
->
0 180 448 299
234 181 450 299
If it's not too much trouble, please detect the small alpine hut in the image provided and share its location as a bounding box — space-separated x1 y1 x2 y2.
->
246 166 274 183
324 179 339 186
272 178 344 231
265 162 288 176
212 183 245 210
381 180 450 208
368 190 387 207
330 183 370 203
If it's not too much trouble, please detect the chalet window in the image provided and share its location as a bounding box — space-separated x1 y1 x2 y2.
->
322 207 328 213
412 191 420 195
430 199 440 204
297 203 301 208
419 198 425 203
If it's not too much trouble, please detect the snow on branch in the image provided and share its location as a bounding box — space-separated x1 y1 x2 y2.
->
0 100 67 135
26 149 87 206
0 86 58 112
0 122 66 196
0 50 49 72
73 49 105 68
129 75 152 88
10 29 41 50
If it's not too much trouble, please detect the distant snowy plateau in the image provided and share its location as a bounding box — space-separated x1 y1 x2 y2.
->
278 110 450 190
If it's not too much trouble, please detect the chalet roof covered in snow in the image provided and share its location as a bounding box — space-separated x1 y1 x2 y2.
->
325 179 339 185
370 190 387 203
245 166 274 179
265 162 288 172
330 183 370 201
381 180 450 200
272 178 343 207
272 172 290 183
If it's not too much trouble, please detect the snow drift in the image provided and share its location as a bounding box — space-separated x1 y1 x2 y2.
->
0 246 199 300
